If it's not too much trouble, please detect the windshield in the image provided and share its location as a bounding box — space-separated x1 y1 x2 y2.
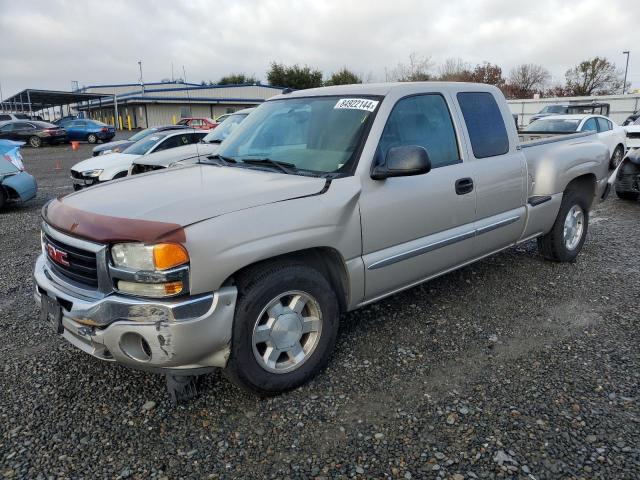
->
540 105 567 114
122 135 165 155
216 96 379 174
129 127 158 142
203 113 248 143
525 118 580 132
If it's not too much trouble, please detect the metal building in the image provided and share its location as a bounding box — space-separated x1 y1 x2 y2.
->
78 82 284 128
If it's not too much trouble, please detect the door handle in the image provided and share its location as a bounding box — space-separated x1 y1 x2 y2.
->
455 178 474 195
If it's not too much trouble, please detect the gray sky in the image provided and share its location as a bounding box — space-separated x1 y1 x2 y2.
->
1 0 638 96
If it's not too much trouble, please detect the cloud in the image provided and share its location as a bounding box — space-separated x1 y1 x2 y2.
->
0 0 638 96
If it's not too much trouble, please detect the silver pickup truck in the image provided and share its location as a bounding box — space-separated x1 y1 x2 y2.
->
34 82 609 400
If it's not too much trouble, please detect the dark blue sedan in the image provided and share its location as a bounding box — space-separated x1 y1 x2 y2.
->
64 119 116 144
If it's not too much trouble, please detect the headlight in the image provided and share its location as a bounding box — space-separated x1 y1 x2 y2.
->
82 169 103 178
111 243 189 271
111 243 190 297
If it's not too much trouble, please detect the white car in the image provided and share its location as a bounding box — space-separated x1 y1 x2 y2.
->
623 117 640 151
70 129 207 189
525 114 626 168
129 108 254 175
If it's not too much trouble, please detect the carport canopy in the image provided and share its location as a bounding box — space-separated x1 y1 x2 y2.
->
2 89 112 112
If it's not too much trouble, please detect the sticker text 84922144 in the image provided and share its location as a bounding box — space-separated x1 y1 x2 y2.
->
334 98 379 112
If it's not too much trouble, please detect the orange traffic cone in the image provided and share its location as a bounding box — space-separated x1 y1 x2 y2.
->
71 141 80 151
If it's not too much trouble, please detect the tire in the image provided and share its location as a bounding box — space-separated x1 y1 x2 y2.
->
0 188 6 210
28 136 42 148
224 262 339 396
610 145 624 170
87 134 98 144
615 189 639 201
537 188 589 262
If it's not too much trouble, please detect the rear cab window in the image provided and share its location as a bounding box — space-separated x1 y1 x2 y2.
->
457 92 509 158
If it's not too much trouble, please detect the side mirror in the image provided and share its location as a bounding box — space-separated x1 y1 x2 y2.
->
371 145 432 180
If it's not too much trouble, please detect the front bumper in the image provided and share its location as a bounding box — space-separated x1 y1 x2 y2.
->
33 254 237 373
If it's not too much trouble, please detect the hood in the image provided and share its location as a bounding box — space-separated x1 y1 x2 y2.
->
93 139 132 152
71 152 141 173
44 165 327 243
135 143 219 167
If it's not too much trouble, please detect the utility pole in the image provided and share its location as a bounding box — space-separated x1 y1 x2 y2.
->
622 51 630 94
138 60 145 95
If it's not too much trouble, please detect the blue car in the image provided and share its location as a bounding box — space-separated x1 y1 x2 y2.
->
64 119 116 144
0 140 37 210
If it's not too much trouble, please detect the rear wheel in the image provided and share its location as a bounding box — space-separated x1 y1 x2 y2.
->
610 145 624 169
224 262 339 396
87 133 98 144
28 136 42 148
537 188 589 262
615 189 639 201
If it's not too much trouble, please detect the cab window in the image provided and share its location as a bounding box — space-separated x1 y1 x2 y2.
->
376 94 460 169
581 118 598 132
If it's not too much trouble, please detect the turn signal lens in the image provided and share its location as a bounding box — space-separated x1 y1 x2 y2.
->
152 243 189 270
118 280 184 297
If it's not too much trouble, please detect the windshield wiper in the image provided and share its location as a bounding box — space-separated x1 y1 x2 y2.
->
241 158 297 174
201 154 237 166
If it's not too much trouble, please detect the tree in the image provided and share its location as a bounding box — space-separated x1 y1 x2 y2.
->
564 57 624 96
325 68 362 86
218 73 259 85
506 64 550 98
387 53 433 82
267 62 323 90
437 58 473 81
470 62 505 87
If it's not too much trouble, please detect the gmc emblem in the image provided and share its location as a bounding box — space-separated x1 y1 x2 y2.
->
46 243 70 267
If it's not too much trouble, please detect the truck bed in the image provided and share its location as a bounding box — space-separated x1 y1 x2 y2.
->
517 130 594 146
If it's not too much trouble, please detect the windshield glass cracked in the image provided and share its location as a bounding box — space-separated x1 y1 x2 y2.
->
215 96 380 175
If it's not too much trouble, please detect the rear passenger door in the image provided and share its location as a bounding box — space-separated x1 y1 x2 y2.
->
359 93 478 300
455 91 527 258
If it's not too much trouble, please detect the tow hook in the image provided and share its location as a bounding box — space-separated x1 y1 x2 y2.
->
165 374 201 405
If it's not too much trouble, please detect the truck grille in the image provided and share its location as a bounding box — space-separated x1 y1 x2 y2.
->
44 234 99 287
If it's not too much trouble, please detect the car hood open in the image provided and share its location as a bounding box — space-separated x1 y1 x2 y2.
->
43 164 327 243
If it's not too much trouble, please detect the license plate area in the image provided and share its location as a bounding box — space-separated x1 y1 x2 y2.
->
41 294 63 334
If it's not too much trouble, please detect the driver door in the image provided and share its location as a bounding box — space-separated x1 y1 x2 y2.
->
359 93 477 301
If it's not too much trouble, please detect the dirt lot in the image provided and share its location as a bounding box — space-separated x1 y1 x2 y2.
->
1 139 639 479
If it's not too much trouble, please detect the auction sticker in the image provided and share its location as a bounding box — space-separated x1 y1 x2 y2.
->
334 98 379 112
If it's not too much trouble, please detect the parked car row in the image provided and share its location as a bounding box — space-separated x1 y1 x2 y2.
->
70 108 254 185
0 118 115 147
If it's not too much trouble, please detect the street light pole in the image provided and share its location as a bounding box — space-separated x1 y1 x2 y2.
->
138 60 145 95
622 51 630 94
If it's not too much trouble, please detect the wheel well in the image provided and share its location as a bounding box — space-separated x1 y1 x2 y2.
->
112 171 128 179
225 247 350 313
0 185 18 200
565 173 596 206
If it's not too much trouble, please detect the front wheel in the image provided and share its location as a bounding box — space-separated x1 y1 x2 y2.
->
610 146 624 170
537 189 589 262
224 262 339 396
28 136 42 148
87 134 98 144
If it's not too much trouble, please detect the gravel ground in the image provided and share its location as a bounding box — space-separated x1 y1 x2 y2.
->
1 138 639 479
